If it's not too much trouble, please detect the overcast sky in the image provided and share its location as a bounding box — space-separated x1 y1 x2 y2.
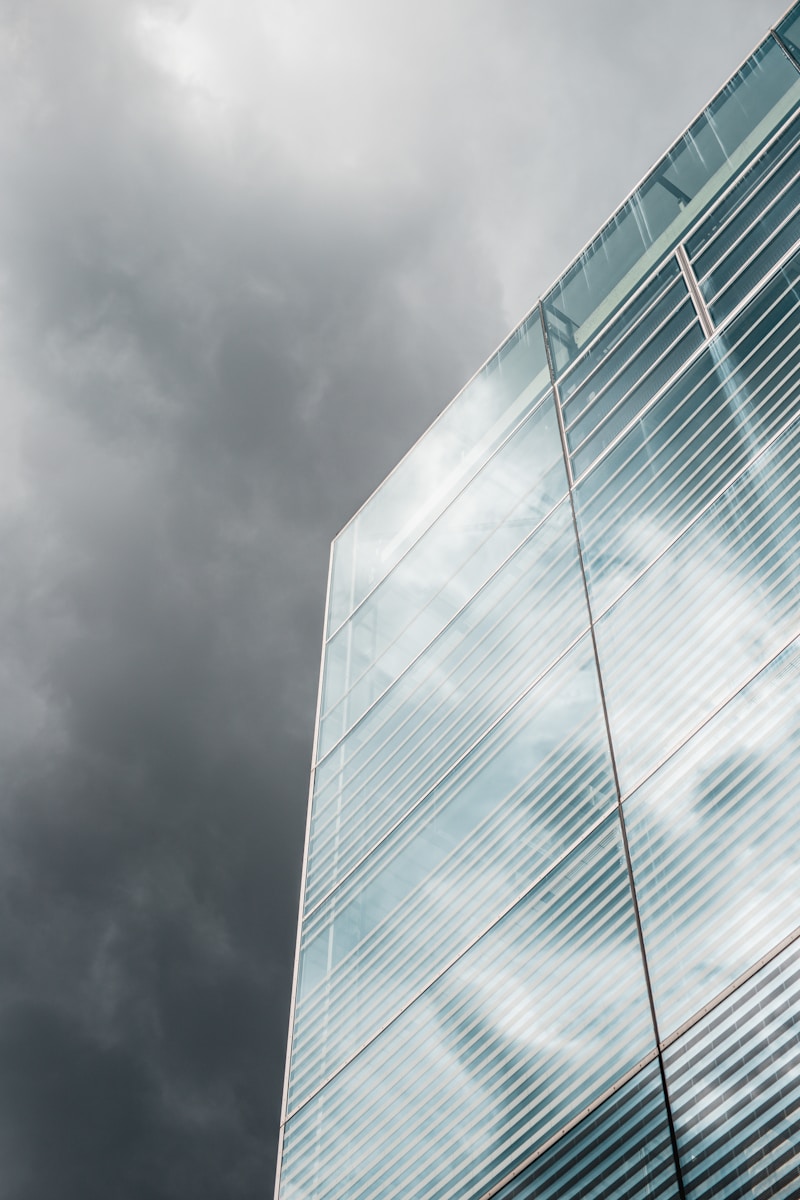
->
0 0 788 1196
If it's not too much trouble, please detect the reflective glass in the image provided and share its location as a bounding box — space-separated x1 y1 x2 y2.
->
625 637 800 1038
543 36 800 375
565 272 704 478
493 1060 680 1200
280 816 654 1200
306 497 588 909
777 3 800 64
688 106 800 326
576 249 800 617
289 638 615 1112
664 938 800 1199
687 108 800 270
319 392 565 756
594 411 800 796
559 258 683 424
328 311 551 633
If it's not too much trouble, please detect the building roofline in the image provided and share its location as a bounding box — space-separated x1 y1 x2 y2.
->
330 0 799 550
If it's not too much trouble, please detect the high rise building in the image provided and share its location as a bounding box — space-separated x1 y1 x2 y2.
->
275 7 800 1198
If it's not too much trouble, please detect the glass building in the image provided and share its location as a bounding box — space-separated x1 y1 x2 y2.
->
276 7 800 1198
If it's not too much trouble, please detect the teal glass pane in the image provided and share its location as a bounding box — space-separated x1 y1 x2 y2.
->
576 249 800 618
319 391 566 757
777 3 800 64
559 262 703 479
559 258 683 426
594 411 800 796
493 1061 680 1200
280 815 654 1200
306 496 588 910
687 107 800 276
290 637 616 1112
625 637 800 1039
543 36 800 375
328 310 551 633
691 106 800 325
664 939 800 1199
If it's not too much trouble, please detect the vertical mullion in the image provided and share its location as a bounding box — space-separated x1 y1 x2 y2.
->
539 299 689 1200
772 27 800 73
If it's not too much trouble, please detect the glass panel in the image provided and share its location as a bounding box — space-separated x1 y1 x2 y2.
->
777 3 800 64
280 816 654 1200
625 637 800 1038
688 106 800 327
290 638 616 1112
560 258 683 424
563 269 698 463
543 37 800 375
559 261 707 480
572 313 704 480
594 412 800 796
576 249 800 617
319 393 566 757
687 108 800 272
664 938 800 1200
306 497 588 910
493 1060 680 1200
701 139 800 325
328 311 551 633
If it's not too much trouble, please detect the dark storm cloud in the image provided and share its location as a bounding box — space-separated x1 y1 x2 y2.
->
0 0 783 1195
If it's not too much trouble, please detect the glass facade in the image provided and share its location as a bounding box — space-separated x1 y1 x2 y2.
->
276 8 800 1198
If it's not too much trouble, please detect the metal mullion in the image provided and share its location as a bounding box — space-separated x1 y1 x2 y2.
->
676 243 715 338
473 1003 646 1194
311 628 587 907
773 25 800 73
564 290 693 439
539 300 690 1200
580 355 745 540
